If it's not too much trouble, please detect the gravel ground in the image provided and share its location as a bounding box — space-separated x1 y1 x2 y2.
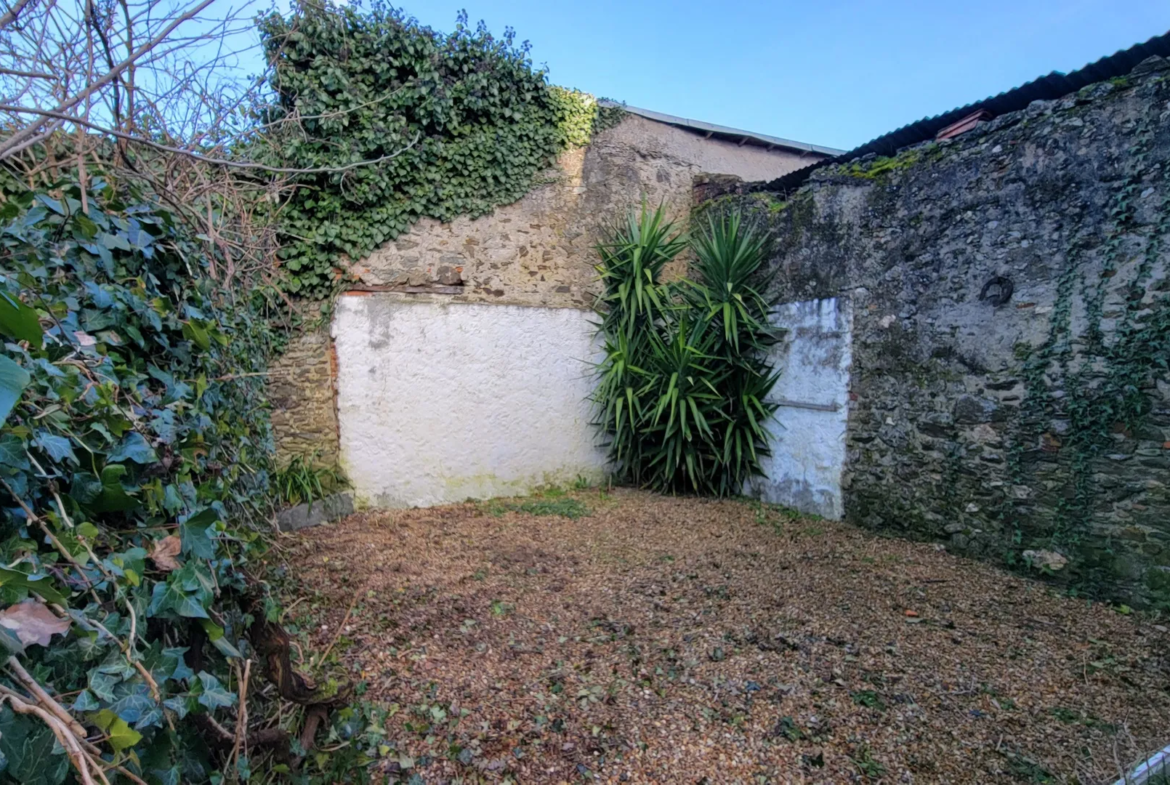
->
288 489 1170 784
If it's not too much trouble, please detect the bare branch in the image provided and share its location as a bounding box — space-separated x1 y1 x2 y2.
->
0 0 37 30
0 66 55 79
1 103 422 173
0 0 216 159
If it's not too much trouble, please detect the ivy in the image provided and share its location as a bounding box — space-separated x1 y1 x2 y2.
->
0 173 293 782
258 3 624 297
1001 102 1170 587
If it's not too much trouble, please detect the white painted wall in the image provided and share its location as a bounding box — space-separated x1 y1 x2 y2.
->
332 295 607 508
750 297 853 519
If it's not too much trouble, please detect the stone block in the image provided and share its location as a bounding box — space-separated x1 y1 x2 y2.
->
276 492 354 533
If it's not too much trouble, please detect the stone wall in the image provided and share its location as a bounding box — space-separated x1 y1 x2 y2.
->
348 114 817 308
270 113 823 468
726 58 1170 605
268 323 339 468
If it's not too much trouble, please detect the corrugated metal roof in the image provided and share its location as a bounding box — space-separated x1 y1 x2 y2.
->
600 101 845 158
760 29 1170 194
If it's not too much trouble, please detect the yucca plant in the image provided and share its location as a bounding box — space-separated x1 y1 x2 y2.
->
641 316 726 492
594 203 688 339
688 211 783 494
591 204 782 496
591 204 687 485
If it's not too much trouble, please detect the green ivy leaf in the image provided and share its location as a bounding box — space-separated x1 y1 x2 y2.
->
181 321 211 350
109 685 160 728
0 567 68 606
0 293 42 348
199 618 243 659
35 194 65 215
0 626 24 655
147 576 209 619
88 671 120 702
0 433 26 467
72 690 100 712
196 671 236 710
108 432 156 464
90 464 137 513
90 708 143 752
34 432 77 465
0 356 30 426
180 509 219 560
0 710 70 785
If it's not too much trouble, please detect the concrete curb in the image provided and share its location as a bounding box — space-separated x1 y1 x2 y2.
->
276 492 354 532
1115 743 1170 785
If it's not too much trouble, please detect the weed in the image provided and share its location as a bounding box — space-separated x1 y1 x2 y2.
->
852 689 886 711
774 716 803 742
743 498 804 533
274 452 345 507
1005 752 1054 783
851 744 886 779
535 483 568 498
483 500 510 517
480 496 590 519
515 498 590 519
1049 707 1116 733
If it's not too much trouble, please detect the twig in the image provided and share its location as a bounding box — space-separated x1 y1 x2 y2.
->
0 105 423 173
0 66 55 79
228 658 252 774
0 0 36 31
5 656 89 739
314 587 362 668
0 0 218 159
0 693 103 785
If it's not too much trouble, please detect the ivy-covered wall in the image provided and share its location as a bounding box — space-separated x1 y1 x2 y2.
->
348 113 813 307
726 56 1170 605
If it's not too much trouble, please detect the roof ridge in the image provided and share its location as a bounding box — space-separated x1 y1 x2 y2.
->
599 100 845 158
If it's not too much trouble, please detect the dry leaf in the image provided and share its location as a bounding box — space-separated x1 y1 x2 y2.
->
286 490 1169 784
150 535 182 572
0 600 71 647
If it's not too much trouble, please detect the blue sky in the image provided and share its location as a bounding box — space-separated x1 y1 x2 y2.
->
382 0 1170 151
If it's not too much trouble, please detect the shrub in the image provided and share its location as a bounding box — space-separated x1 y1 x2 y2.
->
0 176 362 783
591 206 781 494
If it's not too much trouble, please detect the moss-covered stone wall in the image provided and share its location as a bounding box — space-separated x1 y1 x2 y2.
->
725 57 1170 606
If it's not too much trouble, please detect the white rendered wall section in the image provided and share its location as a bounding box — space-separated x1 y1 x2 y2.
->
332 295 607 508
750 297 852 519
